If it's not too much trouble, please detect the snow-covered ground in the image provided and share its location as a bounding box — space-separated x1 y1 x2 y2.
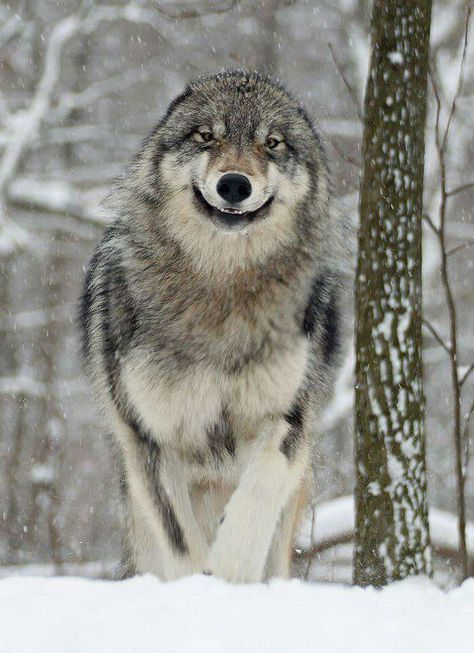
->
1 575 473 653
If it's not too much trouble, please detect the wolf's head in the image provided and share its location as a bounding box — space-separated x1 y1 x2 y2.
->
124 71 330 269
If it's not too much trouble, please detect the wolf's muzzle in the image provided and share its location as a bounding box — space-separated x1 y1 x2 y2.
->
216 173 252 204
192 184 274 232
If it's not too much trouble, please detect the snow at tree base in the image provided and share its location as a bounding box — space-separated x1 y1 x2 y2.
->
1 575 473 653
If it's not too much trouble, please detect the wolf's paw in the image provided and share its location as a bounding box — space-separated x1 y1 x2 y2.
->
206 544 263 584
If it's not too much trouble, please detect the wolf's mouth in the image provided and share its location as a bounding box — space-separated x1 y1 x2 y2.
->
192 185 274 230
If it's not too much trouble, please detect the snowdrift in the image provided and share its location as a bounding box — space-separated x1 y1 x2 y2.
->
1 574 473 653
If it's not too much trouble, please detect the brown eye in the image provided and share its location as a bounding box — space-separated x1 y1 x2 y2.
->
266 135 282 150
193 128 214 144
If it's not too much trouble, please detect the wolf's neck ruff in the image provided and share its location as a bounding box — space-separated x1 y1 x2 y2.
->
80 71 346 583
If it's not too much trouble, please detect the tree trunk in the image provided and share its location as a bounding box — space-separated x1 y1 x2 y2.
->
354 0 432 586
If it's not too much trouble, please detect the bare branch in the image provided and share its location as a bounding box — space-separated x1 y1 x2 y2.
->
49 56 164 122
422 318 451 355
8 190 108 229
0 3 168 249
462 395 474 477
447 241 474 258
0 14 82 200
153 0 237 19
422 212 439 235
293 532 353 561
328 42 364 123
446 181 474 198
429 31 471 578
460 362 474 388
0 88 11 125
319 128 362 169
0 376 46 398
294 536 472 566
32 126 140 150
441 6 471 154
428 65 443 166
0 6 26 52
0 0 238 212
0 303 75 332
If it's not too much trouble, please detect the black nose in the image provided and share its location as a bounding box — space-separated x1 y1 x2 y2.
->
216 173 252 204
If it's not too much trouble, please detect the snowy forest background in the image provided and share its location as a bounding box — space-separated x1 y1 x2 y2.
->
0 0 473 585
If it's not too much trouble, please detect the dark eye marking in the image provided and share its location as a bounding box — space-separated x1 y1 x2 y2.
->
265 132 285 151
192 127 214 145
266 136 280 149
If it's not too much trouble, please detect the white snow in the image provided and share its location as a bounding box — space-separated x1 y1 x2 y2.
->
2 498 474 651
0 375 46 397
30 464 55 485
387 452 405 483
387 50 404 64
1 574 474 653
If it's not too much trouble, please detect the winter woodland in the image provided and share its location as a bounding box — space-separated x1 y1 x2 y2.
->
1 0 473 595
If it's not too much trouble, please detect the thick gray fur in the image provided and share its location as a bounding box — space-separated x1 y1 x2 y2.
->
80 71 347 583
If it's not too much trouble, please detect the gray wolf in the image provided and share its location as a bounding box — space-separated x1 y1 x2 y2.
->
80 71 346 583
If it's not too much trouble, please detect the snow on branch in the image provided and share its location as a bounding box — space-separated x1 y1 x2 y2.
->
0 376 46 398
7 178 110 228
49 55 165 122
0 6 26 53
0 14 81 199
147 0 237 19
0 2 238 252
0 303 75 332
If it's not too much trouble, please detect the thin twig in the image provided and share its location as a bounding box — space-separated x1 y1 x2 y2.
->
447 241 474 258
320 128 362 168
447 181 474 198
295 537 472 565
328 42 364 123
154 0 237 19
441 6 471 154
462 396 474 481
422 318 451 354
294 532 354 562
460 362 474 388
422 212 439 235
430 52 469 580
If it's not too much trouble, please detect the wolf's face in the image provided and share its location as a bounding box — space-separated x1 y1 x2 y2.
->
131 73 328 268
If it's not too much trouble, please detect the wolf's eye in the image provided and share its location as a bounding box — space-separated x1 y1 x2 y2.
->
193 128 214 144
265 134 285 151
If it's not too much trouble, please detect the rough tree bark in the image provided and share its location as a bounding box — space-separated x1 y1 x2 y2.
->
354 0 432 586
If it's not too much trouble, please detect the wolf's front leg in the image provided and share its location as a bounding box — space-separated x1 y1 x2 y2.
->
115 419 209 580
207 415 310 583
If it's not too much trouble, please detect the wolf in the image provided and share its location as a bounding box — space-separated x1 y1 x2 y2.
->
80 71 346 583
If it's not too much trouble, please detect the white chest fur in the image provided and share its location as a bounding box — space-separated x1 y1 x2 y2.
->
121 333 309 453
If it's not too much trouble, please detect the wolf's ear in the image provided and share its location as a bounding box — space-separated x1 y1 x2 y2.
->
163 87 192 121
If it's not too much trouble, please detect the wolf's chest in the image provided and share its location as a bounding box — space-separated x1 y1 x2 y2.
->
122 329 309 451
